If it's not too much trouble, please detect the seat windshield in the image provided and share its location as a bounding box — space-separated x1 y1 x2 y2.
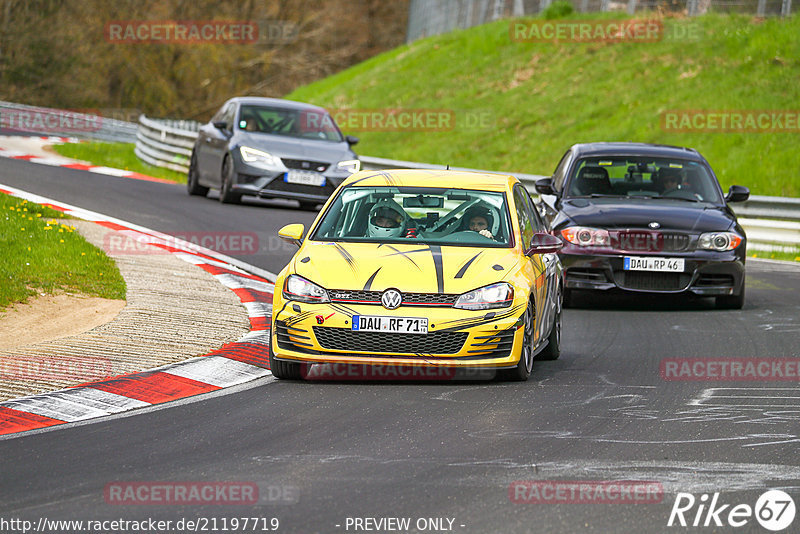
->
237 104 343 142
311 186 513 247
565 157 723 204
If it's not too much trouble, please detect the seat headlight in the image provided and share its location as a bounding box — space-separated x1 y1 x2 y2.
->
336 159 361 174
240 146 281 168
283 274 329 303
454 282 514 310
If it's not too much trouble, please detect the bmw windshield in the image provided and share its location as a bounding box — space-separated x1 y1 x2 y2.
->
311 186 513 247
565 157 724 204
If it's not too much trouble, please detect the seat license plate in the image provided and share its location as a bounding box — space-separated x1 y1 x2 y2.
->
285 170 326 186
352 315 428 334
623 256 685 272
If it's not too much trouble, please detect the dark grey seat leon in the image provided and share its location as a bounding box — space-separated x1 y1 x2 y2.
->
187 96 360 210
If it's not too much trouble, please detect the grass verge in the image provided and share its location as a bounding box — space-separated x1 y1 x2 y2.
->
51 141 187 183
0 194 126 310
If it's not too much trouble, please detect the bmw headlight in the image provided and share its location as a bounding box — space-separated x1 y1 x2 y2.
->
283 274 329 303
697 232 743 251
336 159 361 174
240 146 281 168
560 226 610 247
454 282 514 310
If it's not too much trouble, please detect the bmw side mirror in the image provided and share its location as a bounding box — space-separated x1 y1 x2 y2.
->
535 178 556 196
725 185 750 203
278 223 305 248
526 233 563 256
346 135 360 146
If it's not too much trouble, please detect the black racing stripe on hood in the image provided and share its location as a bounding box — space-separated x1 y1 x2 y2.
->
363 268 381 291
429 244 444 294
348 173 387 186
455 252 482 279
384 245 423 269
333 243 357 273
330 303 357 318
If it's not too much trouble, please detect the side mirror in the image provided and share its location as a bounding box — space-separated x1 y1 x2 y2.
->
725 185 750 203
212 121 228 131
346 135 360 146
526 233 563 256
535 178 556 195
278 223 305 247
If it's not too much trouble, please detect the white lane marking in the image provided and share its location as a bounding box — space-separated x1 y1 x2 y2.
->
87 166 133 177
244 301 272 318
237 331 271 344
3 393 112 422
162 356 271 388
691 387 800 408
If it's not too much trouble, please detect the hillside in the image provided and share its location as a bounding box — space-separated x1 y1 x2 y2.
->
287 13 800 197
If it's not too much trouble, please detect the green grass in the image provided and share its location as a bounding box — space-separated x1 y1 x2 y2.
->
287 13 800 198
52 141 187 183
750 248 800 262
0 194 126 310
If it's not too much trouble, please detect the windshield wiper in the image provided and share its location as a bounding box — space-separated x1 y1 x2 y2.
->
658 196 701 202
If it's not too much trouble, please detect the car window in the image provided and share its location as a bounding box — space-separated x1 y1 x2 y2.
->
513 185 536 248
565 156 723 203
211 103 229 123
237 104 344 142
312 186 512 247
222 104 236 129
551 150 573 192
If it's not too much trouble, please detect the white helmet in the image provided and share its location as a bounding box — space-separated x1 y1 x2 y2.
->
367 200 406 238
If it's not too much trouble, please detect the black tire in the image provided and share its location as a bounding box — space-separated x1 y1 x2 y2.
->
562 287 574 308
269 334 302 380
298 201 319 211
219 156 242 204
537 287 562 361
716 277 745 310
186 150 209 196
500 299 535 381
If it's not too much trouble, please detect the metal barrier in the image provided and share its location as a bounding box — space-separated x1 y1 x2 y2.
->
0 100 138 143
133 114 799 253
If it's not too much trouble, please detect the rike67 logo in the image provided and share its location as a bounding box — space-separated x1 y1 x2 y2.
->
668 490 796 531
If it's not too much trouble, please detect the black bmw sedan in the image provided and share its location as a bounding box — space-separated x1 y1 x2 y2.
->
535 143 750 309
187 97 360 209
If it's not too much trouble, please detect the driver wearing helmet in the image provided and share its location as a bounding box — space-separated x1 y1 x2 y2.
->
367 200 412 238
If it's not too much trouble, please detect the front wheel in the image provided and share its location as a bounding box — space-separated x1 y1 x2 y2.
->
269 335 302 380
219 156 242 204
500 299 534 381
715 278 745 310
537 287 562 361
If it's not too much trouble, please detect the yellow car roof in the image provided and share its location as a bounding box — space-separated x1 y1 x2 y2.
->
341 169 518 192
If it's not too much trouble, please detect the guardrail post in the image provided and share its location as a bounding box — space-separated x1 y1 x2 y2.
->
782 0 792 15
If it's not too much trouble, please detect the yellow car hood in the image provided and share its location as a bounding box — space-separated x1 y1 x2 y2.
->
292 241 521 294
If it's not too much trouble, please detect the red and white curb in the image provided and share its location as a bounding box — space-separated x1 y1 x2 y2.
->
0 135 176 184
0 183 277 437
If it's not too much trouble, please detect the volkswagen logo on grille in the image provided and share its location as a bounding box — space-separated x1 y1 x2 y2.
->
381 289 402 310
648 221 661 229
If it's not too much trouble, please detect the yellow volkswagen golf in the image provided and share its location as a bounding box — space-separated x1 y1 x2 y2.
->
270 169 564 381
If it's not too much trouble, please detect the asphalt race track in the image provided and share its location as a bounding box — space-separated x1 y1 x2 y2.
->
2 158 799 534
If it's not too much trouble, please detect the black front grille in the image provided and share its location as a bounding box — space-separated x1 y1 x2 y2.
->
615 231 690 252
313 327 468 354
464 327 516 360
282 159 329 172
275 320 316 353
328 290 458 307
617 271 691 291
565 269 608 283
